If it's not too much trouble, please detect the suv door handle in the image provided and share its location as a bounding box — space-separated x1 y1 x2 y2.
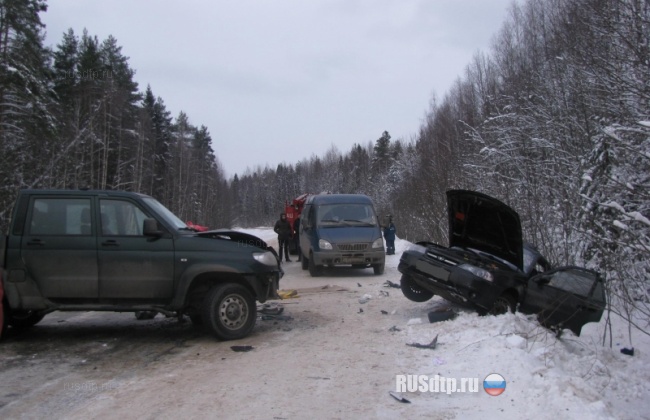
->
27 239 44 246
101 240 120 247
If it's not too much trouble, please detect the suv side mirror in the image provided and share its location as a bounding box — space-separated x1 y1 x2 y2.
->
143 218 162 237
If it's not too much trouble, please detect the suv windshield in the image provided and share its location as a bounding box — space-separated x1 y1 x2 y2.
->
316 204 377 228
142 197 187 230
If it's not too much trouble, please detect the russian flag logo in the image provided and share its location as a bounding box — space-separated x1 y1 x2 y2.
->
483 373 506 396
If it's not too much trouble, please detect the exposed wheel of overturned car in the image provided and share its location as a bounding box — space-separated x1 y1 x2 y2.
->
202 283 256 340
489 292 517 315
400 274 434 302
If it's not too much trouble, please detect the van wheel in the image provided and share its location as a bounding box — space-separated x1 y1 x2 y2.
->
202 283 256 340
308 254 323 277
373 263 385 275
400 274 434 302
301 255 308 270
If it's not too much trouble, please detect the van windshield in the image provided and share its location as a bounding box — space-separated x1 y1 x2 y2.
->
316 204 377 228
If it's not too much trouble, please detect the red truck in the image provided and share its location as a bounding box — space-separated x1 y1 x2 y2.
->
284 193 309 254
284 193 309 232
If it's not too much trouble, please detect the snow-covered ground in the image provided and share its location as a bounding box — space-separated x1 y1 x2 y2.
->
242 227 650 419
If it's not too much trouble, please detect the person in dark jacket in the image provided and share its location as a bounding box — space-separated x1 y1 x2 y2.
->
383 215 396 255
274 213 292 262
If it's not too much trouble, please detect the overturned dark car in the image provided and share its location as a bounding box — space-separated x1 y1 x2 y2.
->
398 190 606 336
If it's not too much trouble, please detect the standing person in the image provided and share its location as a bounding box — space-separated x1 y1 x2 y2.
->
383 215 396 255
293 216 302 262
274 213 292 262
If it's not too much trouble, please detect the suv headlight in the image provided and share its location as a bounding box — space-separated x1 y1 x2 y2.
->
253 251 278 266
318 239 333 250
372 238 384 249
458 264 494 281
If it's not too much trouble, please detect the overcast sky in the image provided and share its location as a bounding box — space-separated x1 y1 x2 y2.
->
41 0 514 178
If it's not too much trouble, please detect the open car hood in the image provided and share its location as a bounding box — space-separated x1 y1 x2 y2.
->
197 229 270 250
447 190 524 270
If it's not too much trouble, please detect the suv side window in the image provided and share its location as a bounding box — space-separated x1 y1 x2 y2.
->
100 199 149 236
29 198 92 236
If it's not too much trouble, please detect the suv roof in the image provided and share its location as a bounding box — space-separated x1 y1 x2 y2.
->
19 189 150 198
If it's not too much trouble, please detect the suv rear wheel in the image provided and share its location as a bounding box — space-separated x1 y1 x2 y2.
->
202 283 256 340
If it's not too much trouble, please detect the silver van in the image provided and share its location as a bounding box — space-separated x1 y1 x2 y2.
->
299 194 385 277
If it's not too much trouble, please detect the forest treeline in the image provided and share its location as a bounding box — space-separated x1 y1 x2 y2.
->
0 0 231 230
1 0 648 329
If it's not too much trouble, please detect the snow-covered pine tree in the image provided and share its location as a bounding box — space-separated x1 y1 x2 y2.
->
0 0 54 230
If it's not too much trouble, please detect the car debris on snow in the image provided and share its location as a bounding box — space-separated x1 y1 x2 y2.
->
278 290 299 299
259 303 285 315
358 294 372 304
388 391 411 403
230 345 254 352
621 347 635 356
427 310 457 323
406 334 438 350
261 314 293 321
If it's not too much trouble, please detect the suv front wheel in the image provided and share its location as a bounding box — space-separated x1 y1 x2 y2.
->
202 283 256 340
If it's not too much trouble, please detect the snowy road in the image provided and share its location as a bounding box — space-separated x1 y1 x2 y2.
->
0 229 646 419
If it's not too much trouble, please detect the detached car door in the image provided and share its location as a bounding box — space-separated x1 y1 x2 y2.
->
98 198 174 300
522 267 606 336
